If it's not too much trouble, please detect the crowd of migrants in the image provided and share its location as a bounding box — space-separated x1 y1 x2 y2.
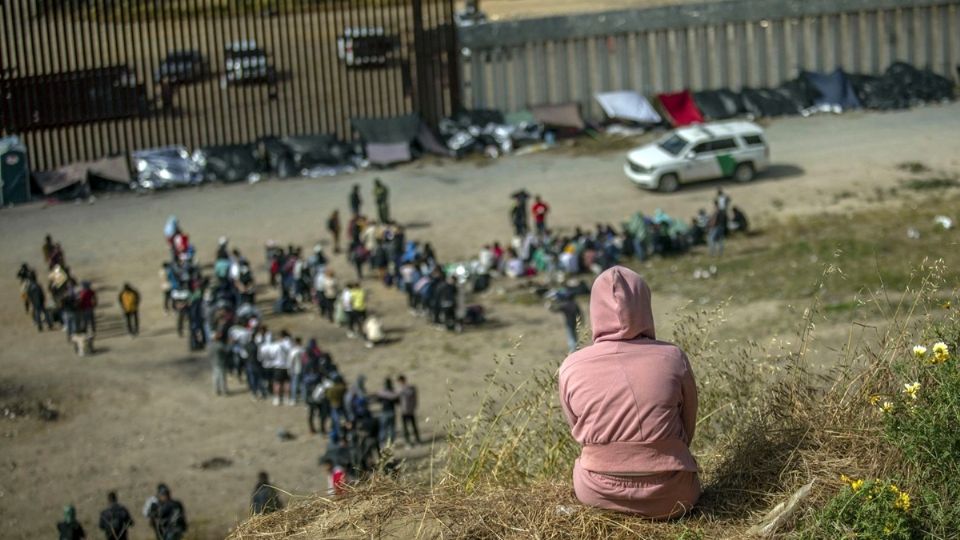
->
23 179 750 539
500 187 748 280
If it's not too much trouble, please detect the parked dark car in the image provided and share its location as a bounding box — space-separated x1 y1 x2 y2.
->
155 50 207 84
337 27 399 67
222 40 275 86
0 65 148 130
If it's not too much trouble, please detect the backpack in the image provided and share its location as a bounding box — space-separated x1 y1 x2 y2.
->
240 266 253 285
104 506 128 537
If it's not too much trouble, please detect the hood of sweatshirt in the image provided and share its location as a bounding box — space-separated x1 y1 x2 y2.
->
589 266 655 342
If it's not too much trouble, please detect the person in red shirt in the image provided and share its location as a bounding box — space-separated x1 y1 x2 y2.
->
532 195 550 235
77 281 98 335
321 457 348 496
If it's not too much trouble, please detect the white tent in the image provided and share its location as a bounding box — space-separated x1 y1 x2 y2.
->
595 91 662 124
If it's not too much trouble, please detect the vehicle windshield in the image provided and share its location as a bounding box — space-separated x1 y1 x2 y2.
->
226 49 265 60
657 134 689 156
167 51 198 61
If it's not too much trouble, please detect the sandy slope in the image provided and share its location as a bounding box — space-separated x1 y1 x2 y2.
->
0 103 958 538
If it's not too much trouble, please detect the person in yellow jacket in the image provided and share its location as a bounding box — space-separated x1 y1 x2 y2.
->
118 283 141 336
347 283 367 337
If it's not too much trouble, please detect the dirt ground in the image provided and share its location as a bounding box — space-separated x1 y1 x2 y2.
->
1 102 959 539
481 0 721 20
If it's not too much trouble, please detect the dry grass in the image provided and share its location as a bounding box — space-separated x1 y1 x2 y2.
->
231 255 950 538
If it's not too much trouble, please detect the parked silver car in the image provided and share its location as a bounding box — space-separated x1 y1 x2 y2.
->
131 146 203 190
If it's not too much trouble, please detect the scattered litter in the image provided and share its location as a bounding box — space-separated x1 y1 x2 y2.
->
303 164 357 178
513 143 551 156
555 505 576 516
604 124 647 137
934 215 953 229
2 399 60 422
907 227 921 239
276 428 296 441
196 457 233 470
692 266 718 279
247 173 262 184
36 401 59 422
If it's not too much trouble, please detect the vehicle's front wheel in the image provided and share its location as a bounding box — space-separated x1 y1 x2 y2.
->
658 173 679 193
733 162 755 182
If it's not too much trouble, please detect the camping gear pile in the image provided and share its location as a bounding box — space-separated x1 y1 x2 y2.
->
131 135 364 192
437 109 545 157
690 62 954 122
5 60 954 204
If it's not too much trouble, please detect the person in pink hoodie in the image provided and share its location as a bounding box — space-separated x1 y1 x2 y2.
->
558 265 699 518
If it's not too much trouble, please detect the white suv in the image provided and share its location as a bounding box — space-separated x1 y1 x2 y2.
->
624 121 770 192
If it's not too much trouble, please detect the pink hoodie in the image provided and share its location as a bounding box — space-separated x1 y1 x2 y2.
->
558 266 700 518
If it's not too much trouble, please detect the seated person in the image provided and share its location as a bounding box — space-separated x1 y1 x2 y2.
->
730 206 749 233
559 266 699 518
363 315 385 348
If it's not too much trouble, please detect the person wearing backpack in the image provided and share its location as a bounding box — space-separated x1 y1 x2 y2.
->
99 491 134 540
57 505 86 540
148 484 187 540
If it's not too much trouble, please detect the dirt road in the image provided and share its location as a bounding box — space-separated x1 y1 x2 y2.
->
0 103 958 538
481 0 709 21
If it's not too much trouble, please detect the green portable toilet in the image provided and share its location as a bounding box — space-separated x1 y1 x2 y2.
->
0 136 31 206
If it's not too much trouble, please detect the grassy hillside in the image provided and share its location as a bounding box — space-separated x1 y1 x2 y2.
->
231 192 960 539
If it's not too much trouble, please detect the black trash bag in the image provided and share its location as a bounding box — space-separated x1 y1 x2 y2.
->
914 67 955 102
741 88 802 117
693 89 745 120
780 76 822 109
455 108 505 127
276 155 298 179
848 73 910 110
884 62 955 105
282 134 352 169
196 144 259 183
254 136 292 172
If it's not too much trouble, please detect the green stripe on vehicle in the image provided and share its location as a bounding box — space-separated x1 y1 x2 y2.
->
716 154 737 176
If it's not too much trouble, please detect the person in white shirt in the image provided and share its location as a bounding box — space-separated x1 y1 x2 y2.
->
318 269 337 323
478 246 494 274
287 337 306 405
228 322 252 382
258 330 289 406
341 288 355 336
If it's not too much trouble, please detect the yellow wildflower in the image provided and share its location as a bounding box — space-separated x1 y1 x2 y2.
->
839 473 852 484
903 382 921 400
894 491 911 512
932 342 950 363
851 479 864 492
881 401 894 413
912 345 928 359
869 395 881 406
883 525 894 535
888 484 900 494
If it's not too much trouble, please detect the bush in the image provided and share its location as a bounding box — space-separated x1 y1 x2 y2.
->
879 333 960 537
806 478 920 539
